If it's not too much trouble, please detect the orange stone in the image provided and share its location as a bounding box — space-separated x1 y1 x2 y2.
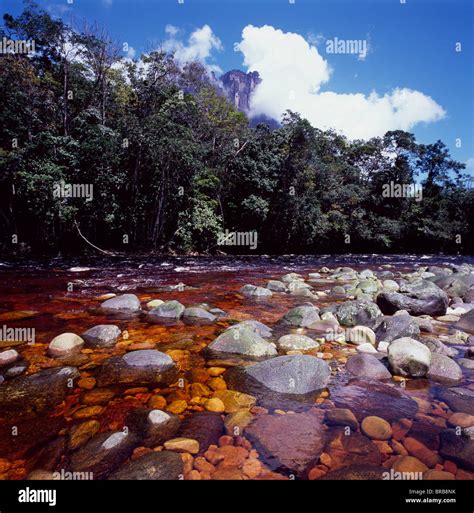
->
308 468 326 480
194 457 215 473
78 377 96 390
148 395 167 409
403 437 439 468
208 377 227 391
242 458 262 479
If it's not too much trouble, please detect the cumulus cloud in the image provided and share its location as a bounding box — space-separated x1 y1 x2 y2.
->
239 25 446 140
163 24 223 73
466 158 474 170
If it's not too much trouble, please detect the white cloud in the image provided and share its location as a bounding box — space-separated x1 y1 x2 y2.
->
466 158 474 170
239 25 446 140
163 24 223 73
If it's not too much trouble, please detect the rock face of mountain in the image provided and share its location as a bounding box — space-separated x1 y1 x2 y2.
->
220 70 261 112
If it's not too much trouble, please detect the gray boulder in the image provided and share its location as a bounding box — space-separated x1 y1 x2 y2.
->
182 307 216 325
208 327 277 357
148 300 185 322
372 314 420 343
346 354 392 380
335 300 382 327
108 450 183 480
126 408 180 447
82 325 121 348
427 353 463 384
225 320 272 338
387 337 431 377
101 294 141 312
281 304 320 327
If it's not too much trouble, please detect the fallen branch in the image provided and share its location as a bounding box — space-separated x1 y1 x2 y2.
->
74 220 117 256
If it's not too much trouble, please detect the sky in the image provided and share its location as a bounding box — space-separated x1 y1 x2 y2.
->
3 0 473 171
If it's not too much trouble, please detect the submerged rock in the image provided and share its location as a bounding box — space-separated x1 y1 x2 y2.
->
108 450 183 480
208 327 277 357
148 300 185 323
245 410 326 477
182 307 216 325
439 429 474 470
240 284 272 297
225 320 272 338
126 408 180 447
97 350 177 387
322 464 384 480
346 354 392 381
101 294 141 313
0 367 79 419
455 309 474 335
82 325 121 348
377 280 448 316
427 353 463 385
177 412 224 455
266 280 287 292
436 387 474 415
387 337 431 378
67 431 138 479
48 333 84 358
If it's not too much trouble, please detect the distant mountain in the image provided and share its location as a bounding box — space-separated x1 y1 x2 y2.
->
220 69 261 112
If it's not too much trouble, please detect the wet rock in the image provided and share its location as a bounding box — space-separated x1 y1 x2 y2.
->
347 325 376 346
245 410 326 477
212 389 256 412
424 470 455 480
447 412 474 428
387 337 431 378
48 333 85 358
306 319 342 338
325 408 359 431
204 397 225 412
67 420 101 450
335 300 382 327
372 314 420 343
277 334 320 351
437 387 474 415
0 367 79 419
224 410 254 436
377 280 448 316
148 300 185 323
208 327 277 357
4 364 28 378
321 464 384 480
382 280 400 292
439 429 474 470
356 343 377 354
177 412 224 455
182 307 216 325
324 427 382 469
266 280 287 292
419 337 457 357
427 353 463 384
240 284 272 297
346 354 392 380
126 408 180 447
361 416 392 440
108 450 183 480
281 273 304 283
101 294 141 313
67 431 138 479
288 281 312 294
281 304 320 327
459 358 474 370
82 325 121 348
146 299 164 309
330 379 418 421
97 350 177 387
455 309 474 335
403 437 439 468
164 437 199 454
391 455 428 473
225 320 272 338
0 349 19 367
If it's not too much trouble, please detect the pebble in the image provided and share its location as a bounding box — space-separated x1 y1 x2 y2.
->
208 367 226 377
68 420 100 450
81 388 115 405
72 406 104 419
392 455 428 473
0 349 19 367
167 400 188 415
361 416 393 440
242 458 262 479
194 457 215 473
78 377 96 390
447 412 474 428
148 395 167 409
402 437 439 468
205 398 225 413
224 410 254 436
164 438 200 454
208 377 227 391
424 470 455 480
308 467 326 480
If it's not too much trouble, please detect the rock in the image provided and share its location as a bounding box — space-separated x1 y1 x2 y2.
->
455 309 474 335
335 300 382 327
208 327 277 357
146 299 164 309
437 387 474 415
361 416 392 440
383 280 400 292
356 343 378 354
447 412 474 428
403 437 439 468
387 337 431 377
322 464 384 480
281 273 304 283
277 334 320 351
82 325 121 348
0 367 79 419
347 326 376 346
306 319 341 338
391 455 428 474
224 410 254 436
240 284 272 297
108 450 183 480
325 408 359 431
288 281 312 293
346 354 392 381
225 320 272 338
101 294 141 312
245 410 326 477
164 437 199 454
205 397 225 412
4 365 28 378
227 354 330 399
48 333 84 358
330 379 418 421
97 350 177 387
439 429 474 470
82 388 115 406
67 431 138 479
0 349 19 367
324 427 382 469
373 314 420 343
67 420 101 450
266 280 286 292
212 390 256 413
427 353 463 384
424 470 455 480
148 300 185 322
377 280 449 316
27 470 57 480
182 307 216 325
166 400 187 414
419 337 457 357
126 408 180 447
281 304 320 327
177 412 224 454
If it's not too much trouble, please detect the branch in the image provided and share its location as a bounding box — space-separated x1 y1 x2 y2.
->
74 220 117 256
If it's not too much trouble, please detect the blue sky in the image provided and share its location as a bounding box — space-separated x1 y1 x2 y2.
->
3 0 473 171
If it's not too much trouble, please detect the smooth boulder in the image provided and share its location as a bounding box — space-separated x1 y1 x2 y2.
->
101 294 141 313
82 325 121 348
388 337 431 378
208 327 277 357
